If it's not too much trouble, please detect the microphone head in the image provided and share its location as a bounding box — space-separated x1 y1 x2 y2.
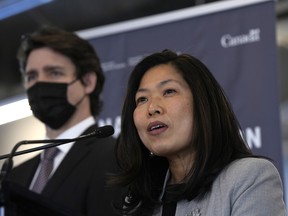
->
94 125 114 138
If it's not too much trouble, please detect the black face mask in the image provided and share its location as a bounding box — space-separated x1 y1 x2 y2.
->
27 81 78 129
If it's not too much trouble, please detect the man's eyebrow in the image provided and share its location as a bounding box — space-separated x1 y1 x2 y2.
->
43 65 64 71
25 65 64 73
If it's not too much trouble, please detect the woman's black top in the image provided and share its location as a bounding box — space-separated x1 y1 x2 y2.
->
161 184 185 216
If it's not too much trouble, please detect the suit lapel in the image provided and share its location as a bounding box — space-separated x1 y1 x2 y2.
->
8 155 41 187
41 124 98 196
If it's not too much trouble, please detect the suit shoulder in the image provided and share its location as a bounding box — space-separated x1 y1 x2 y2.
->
224 158 279 177
216 157 283 194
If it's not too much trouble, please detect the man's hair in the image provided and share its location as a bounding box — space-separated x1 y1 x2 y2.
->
18 26 104 116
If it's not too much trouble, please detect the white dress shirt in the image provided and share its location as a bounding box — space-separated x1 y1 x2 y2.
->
29 116 95 189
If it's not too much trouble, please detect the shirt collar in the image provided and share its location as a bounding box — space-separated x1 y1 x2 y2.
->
46 116 95 154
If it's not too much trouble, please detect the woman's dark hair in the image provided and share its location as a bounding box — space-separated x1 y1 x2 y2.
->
17 26 104 116
113 49 255 215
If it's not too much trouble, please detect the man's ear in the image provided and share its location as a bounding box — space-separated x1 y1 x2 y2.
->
82 72 97 94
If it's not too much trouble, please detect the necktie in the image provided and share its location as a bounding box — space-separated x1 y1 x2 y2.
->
31 147 59 193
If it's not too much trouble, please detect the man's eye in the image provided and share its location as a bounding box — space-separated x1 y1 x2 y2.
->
49 70 62 77
25 73 36 82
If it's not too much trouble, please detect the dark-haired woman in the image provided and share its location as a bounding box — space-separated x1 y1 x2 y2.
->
112 50 286 216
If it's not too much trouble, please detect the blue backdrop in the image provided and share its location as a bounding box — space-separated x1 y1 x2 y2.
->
79 0 283 176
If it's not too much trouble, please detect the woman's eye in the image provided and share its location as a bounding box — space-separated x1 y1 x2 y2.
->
136 97 147 105
164 89 176 95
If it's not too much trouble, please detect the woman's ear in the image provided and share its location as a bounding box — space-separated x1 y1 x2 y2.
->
82 72 97 94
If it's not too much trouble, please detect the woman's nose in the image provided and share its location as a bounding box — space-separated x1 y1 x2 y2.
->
148 99 162 117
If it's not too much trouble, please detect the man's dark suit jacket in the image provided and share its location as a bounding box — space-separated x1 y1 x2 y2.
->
7 124 119 216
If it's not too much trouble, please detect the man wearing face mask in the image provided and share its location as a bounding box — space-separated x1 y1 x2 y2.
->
6 26 118 216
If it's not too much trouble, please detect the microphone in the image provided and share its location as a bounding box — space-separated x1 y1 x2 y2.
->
0 125 114 160
82 124 114 139
0 125 114 184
